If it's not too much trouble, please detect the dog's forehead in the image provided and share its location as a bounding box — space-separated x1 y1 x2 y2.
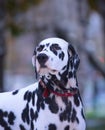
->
39 38 68 49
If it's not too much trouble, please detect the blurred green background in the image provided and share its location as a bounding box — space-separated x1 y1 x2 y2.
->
0 0 105 129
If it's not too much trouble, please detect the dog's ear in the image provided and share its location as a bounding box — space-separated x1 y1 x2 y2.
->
32 49 38 79
68 44 80 74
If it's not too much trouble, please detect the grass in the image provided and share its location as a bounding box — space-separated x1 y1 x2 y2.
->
87 126 105 130
86 117 105 130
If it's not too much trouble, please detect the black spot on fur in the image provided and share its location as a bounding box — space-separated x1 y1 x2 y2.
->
3 111 8 117
48 124 57 130
30 108 36 129
34 111 38 121
24 91 32 103
30 108 35 121
21 103 30 124
62 65 67 70
27 92 32 102
8 112 16 125
73 94 80 107
46 43 50 47
73 54 80 70
31 120 34 130
49 97 59 113
71 108 77 123
50 47 57 55
32 91 36 106
62 97 68 105
0 109 16 130
76 117 79 124
45 97 51 104
37 45 45 52
19 124 26 130
45 96 59 114
24 90 36 105
64 125 70 130
59 98 71 122
50 44 61 55
12 90 19 95
68 71 73 78
59 51 64 60
81 108 85 120
36 87 45 112
0 110 9 129
24 91 29 100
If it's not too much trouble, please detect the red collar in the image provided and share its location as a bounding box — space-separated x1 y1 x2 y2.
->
39 80 78 98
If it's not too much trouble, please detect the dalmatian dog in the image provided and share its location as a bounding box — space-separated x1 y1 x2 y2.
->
0 38 86 130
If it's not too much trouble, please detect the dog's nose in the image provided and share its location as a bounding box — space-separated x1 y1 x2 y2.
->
37 53 49 65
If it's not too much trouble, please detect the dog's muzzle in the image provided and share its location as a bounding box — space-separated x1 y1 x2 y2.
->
37 53 49 67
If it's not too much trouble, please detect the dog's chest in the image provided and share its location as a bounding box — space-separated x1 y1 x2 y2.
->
35 90 80 130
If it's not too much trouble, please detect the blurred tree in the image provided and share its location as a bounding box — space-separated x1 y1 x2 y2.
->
0 0 104 92
88 0 105 77
0 0 6 91
95 0 105 54
0 0 42 91
6 0 43 36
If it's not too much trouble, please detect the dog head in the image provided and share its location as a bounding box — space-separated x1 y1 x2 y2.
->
32 38 80 77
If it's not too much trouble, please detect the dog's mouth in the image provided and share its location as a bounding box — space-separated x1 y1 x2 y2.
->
36 60 58 75
38 66 58 75
40 64 47 68
36 53 63 75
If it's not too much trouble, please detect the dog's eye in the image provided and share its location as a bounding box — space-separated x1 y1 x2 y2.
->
37 45 44 52
51 44 61 51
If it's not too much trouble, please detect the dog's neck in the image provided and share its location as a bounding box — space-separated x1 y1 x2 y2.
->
39 61 78 92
